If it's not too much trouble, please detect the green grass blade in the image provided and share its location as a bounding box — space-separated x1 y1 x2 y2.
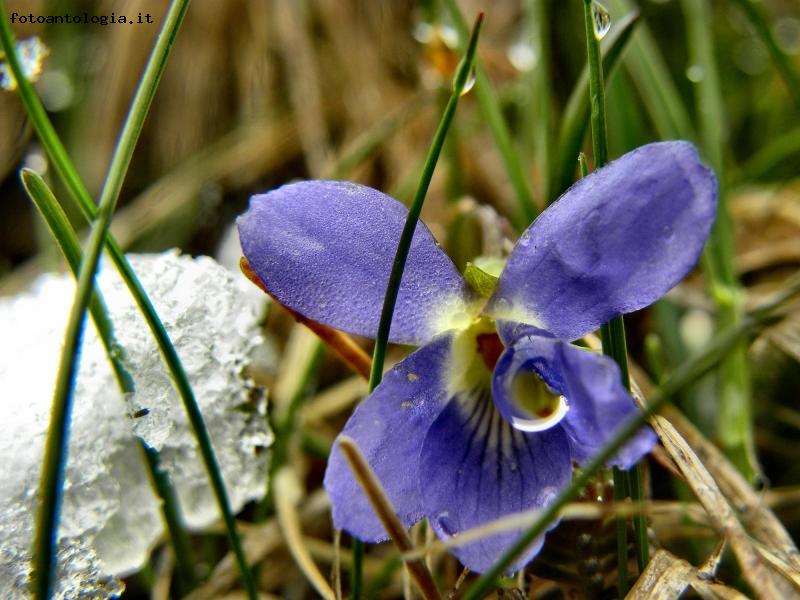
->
351 538 365 600
0 2 222 597
462 286 796 600
368 13 484 391
20 168 197 591
0 4 258 596
582 0 648 585
360 14 483 597
606 0 695 141
442 0 537 229
730 0 800 106
19 168 134 396
526 0 553 202
681 0 757 483
552 11 639 198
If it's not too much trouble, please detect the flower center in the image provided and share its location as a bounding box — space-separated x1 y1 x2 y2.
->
476 332 504 370
508 370 569 432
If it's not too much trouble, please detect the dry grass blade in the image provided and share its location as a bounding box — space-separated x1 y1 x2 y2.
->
690 581 750 600
402 499 711 562
300 377 369 425
698 540 727 578
625 549 694 599
337 436 441 600
650 415 799 598
661 404 800 571
185 491 330 600
332 528 343 600
626 548 751 600
272 0 331 176
274 467 337 600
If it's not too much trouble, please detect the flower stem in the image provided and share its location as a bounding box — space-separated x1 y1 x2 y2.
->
461 283 796 600
351 539 364 599
582 0 648 589
0 3 261 597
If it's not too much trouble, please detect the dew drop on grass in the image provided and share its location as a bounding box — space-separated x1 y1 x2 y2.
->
459 66 476 96
591 1 612 41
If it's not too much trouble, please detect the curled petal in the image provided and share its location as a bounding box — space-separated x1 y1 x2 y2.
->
324 336 453 541
238 181 474 345
419 387 571 573
494 328 656 469
487 141 717 340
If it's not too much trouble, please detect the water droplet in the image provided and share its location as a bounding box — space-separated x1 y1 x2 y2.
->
400 400 413 410
459 66 476 96
507 40 538 72
591 1 612 41
686 64 705 82
406 372 419 382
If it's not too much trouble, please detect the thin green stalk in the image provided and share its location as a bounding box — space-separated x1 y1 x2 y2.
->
140 443 197 592
681 0 756 482
527 0 552 203
0 4 257 597
367 13 484 391
627 462 648 570
441 0 536 229
352 539 365 600
2 3 229 597
462 288 795 600
20 169 196 590
731 0 800 106
583 0 648 586
584 0 609 169
356 15 482 597
611 467 629 593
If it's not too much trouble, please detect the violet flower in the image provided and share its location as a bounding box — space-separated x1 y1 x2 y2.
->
237 141 717 573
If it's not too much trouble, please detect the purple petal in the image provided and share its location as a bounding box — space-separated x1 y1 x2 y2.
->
238 181 474 344
487 142 717 340
419 387 571 573
323 335 453 541
493 327 656 469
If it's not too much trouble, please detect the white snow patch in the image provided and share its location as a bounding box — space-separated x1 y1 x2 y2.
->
0 251 272 598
